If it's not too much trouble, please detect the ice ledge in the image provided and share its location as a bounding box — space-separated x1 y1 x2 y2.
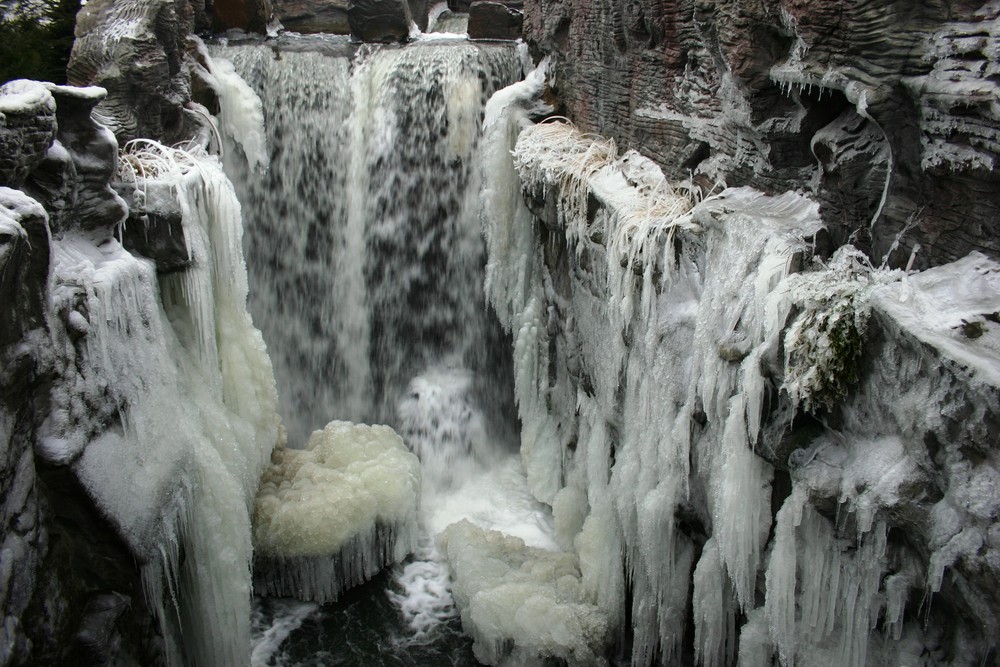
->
872 251 1000 387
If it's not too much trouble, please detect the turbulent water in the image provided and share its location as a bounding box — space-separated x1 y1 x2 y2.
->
211 35 555 665
215 36 521 447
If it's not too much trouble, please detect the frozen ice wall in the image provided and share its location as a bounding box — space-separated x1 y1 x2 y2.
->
211 37 522 447
479 69 1000 666
47 141 281 666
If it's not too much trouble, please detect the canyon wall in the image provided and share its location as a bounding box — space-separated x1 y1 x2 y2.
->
521 0 1000 270
478 1 1000 664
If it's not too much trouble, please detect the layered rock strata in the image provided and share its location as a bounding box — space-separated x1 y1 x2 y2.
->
478 73 1000 665
521 0 1000 269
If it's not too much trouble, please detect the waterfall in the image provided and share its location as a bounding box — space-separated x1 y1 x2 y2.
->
206 36 555 664
212 38 522 448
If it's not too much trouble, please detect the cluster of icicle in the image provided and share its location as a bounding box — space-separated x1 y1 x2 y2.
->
478 63 912 667
48 135 283 667
252 420 420 603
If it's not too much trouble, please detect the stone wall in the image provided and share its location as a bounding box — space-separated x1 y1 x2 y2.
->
521 0 1000 269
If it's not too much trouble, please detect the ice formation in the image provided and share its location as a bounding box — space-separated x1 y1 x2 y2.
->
475 62 1000 666
439 520 609 667
252 420 420 603
45 136 281 667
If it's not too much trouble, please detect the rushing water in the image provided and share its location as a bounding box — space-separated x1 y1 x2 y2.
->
212 34 554 665
215 35 521 447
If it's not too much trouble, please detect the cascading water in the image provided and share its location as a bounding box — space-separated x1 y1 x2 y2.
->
209 35 556 664
213 36 520 447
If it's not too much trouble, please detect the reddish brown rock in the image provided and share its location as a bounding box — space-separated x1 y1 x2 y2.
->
211 0 272 32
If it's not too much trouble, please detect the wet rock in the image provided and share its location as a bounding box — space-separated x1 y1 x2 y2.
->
211 0 272 33
468 1 522 40
348 0 413 42
407 0 429 31
273 0 350 34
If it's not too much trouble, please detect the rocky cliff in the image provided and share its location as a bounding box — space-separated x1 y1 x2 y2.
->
0 72 281 665
521 0 1000 270
469 2 1000 664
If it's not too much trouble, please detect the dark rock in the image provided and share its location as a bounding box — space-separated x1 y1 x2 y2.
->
521 0 1000 267
0 189 50 354
0 82 57 190
116 183 192 274
348 0 412 42
274 0 350 33
407 0 429 31
23 85 127 238
448 0 471 11
68 0 197 145
211 0 272 33
468 1 522 40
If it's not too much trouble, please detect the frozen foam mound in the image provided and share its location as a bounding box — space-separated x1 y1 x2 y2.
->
252 420 421 602
439 519 610 667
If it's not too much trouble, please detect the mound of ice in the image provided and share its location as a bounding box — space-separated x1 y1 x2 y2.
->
439 519 610 667
253 420 420 602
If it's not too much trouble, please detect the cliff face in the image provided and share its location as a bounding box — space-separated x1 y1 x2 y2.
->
474 2 1000 664
521 0 1000 269
0 73 281 665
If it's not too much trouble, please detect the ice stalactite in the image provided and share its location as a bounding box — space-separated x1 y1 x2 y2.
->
53 139 282 667
492 103 826 664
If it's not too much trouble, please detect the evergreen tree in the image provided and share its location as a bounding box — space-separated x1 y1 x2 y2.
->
0 0 82 84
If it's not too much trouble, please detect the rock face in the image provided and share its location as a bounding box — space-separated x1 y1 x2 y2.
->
481 90 1000 663
468 1 523 40
521 0 1000 270
212 0 272 32
348 0 413 42
67 0 198 144
274 0 351 33
0 82 166 667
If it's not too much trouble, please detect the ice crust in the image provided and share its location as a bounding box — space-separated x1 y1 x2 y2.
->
439 520 609 667
251 420 420 602
48 140 281 667
479 66 1000 667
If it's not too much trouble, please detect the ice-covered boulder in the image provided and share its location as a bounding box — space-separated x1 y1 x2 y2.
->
252 420 420 602
439 519 609 667
0 80 57 189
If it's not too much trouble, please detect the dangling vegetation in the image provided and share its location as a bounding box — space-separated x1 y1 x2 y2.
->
0 0 81 85
781 246 904 413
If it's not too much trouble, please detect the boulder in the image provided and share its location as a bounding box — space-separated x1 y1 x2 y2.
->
273 0 351 34
347 0 412 42
211 0 272 33
468 1 522 40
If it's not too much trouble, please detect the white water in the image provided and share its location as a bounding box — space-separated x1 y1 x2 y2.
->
208 36 554 665
212 38 522 447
